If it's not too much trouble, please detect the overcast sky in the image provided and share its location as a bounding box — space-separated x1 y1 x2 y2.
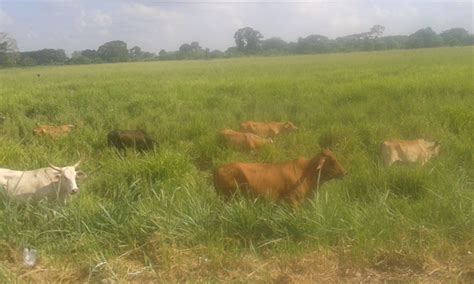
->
0 0 472 54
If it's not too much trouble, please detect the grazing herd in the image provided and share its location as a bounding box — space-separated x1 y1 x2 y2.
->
0 117 441 206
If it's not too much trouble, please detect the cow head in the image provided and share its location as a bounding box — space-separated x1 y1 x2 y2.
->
32 127 45 136
49 160 86 195
284 122 298 132
429 141 441 157
144 136 157 149
317 149 347 180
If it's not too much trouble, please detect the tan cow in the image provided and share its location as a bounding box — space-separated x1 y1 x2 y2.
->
220 129 273 151
0 160 86 204
240 121 297 138
213 149 346 206
32 124 75 138
381 139 440 166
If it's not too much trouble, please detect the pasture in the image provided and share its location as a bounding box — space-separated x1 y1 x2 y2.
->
0 47 473 282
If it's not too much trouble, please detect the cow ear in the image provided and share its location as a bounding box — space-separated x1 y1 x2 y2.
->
317 157 326 170
76 171 87 179
52 173 61 182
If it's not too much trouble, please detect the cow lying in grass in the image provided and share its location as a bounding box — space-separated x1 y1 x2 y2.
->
33 124 75 138
381 139 440 166
0 160 86 204
213 149 346 207
107 130 157 153
240 121 297 138
220 129 273 151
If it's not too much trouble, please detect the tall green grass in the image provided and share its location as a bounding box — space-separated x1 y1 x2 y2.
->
0 47 473 281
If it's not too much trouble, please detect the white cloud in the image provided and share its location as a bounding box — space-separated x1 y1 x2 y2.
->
75 9 112 32
26 32 39 40
120 3 183 22
0 9 14 28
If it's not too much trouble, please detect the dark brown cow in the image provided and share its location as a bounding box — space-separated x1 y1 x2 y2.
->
107 130 157 152
240 121 297 138
32 124 75 138
220 129 273 151
213 149 346 206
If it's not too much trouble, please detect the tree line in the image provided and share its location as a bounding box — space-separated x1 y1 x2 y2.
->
1 25 473 67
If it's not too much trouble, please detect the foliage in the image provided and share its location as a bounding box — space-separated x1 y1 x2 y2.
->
20 49 67 66
0 32 19 67
97 40 129 63
406 27 443 48
0 32 18 53
234 27 264 54
440 28 472 46
2 25 473 68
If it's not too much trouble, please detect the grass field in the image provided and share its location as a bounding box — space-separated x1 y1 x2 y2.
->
0 47 473 282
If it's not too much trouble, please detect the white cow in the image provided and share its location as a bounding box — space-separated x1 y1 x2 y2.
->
381 139 440 166
0 160 85 203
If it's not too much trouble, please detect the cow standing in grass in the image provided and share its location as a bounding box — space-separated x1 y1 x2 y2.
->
213 149 346 207
107 130 157 153
0 160 86 204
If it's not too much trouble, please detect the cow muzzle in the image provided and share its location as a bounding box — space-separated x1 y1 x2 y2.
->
70 188 79 194
338 171 348 179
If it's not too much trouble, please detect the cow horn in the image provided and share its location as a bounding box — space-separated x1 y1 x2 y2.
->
73 158 82 168
49 163 62 172
317 157 326 170
73 150 83 168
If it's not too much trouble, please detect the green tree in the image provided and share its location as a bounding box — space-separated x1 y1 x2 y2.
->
129 46 143 60
440 28 471 46
19 56 36 66
369 25 385 39
295 34 330 54
97 40 128 62
261 37 288 54
20 49 67 65
177 42 205 59
406 27 443 48
0 32 20 67
234 27 263 54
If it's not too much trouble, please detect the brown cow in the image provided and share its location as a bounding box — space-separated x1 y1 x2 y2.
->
240 121 297 138
107 130 157 152
220 129 273 151
213 149 346 206
381 139 440 166
32 124 75 138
